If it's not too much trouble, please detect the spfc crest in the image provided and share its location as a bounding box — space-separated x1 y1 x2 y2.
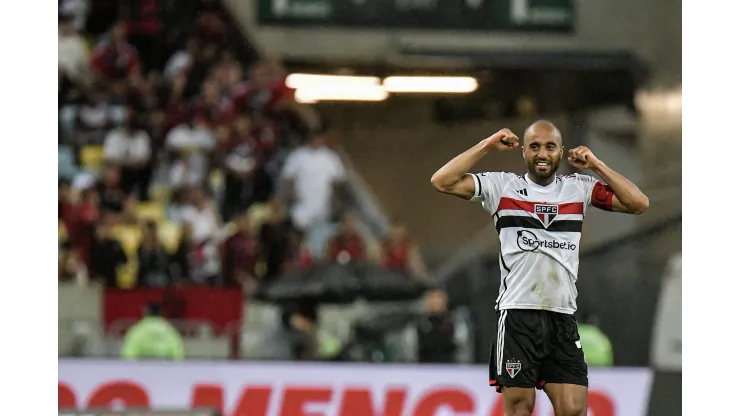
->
505 360 521 378
534 204 559 228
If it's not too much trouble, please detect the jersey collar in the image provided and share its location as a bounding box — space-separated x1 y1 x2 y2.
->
525 173 558 193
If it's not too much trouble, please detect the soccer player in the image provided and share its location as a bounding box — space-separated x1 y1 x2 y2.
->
430 121 649 416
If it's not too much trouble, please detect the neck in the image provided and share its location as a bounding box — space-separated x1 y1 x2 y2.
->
527 172 555 187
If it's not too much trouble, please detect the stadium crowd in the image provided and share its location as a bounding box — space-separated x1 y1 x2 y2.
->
57 0 428 295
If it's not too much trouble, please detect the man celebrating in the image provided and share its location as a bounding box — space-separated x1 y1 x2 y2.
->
430 120 648 416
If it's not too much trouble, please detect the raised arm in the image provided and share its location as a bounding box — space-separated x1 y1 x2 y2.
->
568 146 650 215
430 128 519 200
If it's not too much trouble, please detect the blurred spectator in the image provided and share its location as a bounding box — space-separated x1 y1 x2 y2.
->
103 111 153 200
179 189 222 284
137 221 171 287
221 115 258 220
281 132 347 231
193 1 227 45
326 214 366 264
59 241 88 284
180 188 221 244
577 314 614 367
166 187 190 223
169 222 194 283
282 229 313 273
94 165 137 223
121 304 185 360
183 42 219 99
381 219 427 279
164 37 199 80
221 212 260 290
59 0 89 32
89 215 128 287
90 21 141 82
259 197 295 280
59 179 77 233
211 51 243 96
76 86 126 145
58 13 90 87
194 78 234 128
263 302 341 361
232 60 320 132
73 187 101 269
120 0 165 72
416 289 457 363
165 108 215 188
59 145 80 179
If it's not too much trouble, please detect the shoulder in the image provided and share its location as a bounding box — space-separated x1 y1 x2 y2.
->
560 173 597 186
474 171 523 185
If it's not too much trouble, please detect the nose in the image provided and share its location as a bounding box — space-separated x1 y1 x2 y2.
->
537 148 549 159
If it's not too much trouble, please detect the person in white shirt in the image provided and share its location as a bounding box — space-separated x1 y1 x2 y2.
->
165 110 216 189
103 112 152 199
164 38 199 80
59 0 89 32
281 133 347 231
58 13 90 87
178 188 223 284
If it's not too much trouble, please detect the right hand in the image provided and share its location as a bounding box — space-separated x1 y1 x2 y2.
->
484 128 519 151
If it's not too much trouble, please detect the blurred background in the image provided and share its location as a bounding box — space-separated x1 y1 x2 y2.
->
58 0 681 415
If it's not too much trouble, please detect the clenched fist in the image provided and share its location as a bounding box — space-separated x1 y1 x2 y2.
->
484 128 519 151
568 146 601 169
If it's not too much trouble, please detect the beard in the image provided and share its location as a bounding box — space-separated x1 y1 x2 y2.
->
527 157 560 180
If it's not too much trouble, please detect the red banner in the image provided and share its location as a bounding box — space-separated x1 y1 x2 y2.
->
103 286 243 334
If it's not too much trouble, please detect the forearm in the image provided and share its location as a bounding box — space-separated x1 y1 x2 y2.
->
592 160 649 213
431 139 491 190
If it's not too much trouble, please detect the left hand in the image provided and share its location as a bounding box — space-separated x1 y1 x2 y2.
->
568 146 601 170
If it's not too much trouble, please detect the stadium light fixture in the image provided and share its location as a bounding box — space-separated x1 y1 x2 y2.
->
286 73 479 101
286 73 382 89
382 76 479 94
294 85 390 103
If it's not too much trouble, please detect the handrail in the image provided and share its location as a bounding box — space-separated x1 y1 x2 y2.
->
335 147 391 240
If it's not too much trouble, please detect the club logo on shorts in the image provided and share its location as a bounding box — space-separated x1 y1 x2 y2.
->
535 204 559 228
506 360 521 378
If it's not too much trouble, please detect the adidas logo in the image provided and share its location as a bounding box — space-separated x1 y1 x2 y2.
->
516 189 528 196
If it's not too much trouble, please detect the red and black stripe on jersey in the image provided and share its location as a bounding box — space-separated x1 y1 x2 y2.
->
493 197 585 233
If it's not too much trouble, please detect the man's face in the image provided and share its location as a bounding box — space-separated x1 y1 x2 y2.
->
522 128 563 180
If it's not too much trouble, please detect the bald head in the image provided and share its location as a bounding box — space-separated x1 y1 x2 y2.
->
523 120 563 146
521 120 564 184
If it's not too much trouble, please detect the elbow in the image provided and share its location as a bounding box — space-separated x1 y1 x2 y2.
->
430 174 450 193
631 197 650 215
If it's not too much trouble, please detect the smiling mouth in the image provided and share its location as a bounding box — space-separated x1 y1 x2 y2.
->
535 161 550 167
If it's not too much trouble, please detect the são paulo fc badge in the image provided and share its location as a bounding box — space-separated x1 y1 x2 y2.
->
534 204 559 228
506 360 522 378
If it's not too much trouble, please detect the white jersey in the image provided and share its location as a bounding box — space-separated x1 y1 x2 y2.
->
469 172 607 314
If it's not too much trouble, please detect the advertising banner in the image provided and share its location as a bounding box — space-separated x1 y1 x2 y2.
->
59 360 652 416
59 412 216 416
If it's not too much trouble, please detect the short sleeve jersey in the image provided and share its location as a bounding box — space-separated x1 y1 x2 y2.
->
469 172 610 314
